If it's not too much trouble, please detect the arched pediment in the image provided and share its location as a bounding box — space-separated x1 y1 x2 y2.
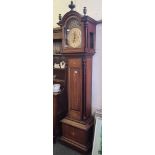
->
58 11 83 26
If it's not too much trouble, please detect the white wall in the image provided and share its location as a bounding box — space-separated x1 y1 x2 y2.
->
53 0 102 114
53 0 102 28
92 23 102 114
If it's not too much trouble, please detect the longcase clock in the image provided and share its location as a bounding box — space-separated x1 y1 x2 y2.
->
57 1 97 152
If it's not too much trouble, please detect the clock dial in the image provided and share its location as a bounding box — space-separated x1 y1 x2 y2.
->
67 28 81 48
64 18 82 48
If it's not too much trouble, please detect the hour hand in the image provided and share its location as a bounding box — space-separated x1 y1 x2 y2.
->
73 35 76 43
74 33 76 41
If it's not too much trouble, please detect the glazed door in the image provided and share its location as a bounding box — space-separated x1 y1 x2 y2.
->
68 58 82 120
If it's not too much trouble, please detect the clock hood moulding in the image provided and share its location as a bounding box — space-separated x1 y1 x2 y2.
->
58 11 82 26
57 11 97 27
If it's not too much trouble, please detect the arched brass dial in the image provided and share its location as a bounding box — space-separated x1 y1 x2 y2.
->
67 28 81 48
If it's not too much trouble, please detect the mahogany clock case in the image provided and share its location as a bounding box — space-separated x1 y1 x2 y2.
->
53 1 98 153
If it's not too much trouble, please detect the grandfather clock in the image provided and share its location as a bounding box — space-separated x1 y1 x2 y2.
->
58 1 97 152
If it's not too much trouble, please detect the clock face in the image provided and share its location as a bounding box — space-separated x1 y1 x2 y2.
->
64 18 82 48
67 28 81 48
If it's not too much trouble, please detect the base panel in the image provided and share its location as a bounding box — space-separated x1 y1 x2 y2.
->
61 118 94 153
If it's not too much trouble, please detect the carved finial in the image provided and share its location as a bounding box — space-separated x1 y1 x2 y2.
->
83 7 87 16
59 14 62 21
68 1 75 11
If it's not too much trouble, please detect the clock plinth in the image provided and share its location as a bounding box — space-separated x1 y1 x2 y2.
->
60 117 94 153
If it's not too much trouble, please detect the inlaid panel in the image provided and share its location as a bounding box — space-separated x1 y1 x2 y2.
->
68 58 82 120
69 68 81 110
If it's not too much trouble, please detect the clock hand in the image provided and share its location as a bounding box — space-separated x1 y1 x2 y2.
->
74 33 76 40
72 37 75 43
